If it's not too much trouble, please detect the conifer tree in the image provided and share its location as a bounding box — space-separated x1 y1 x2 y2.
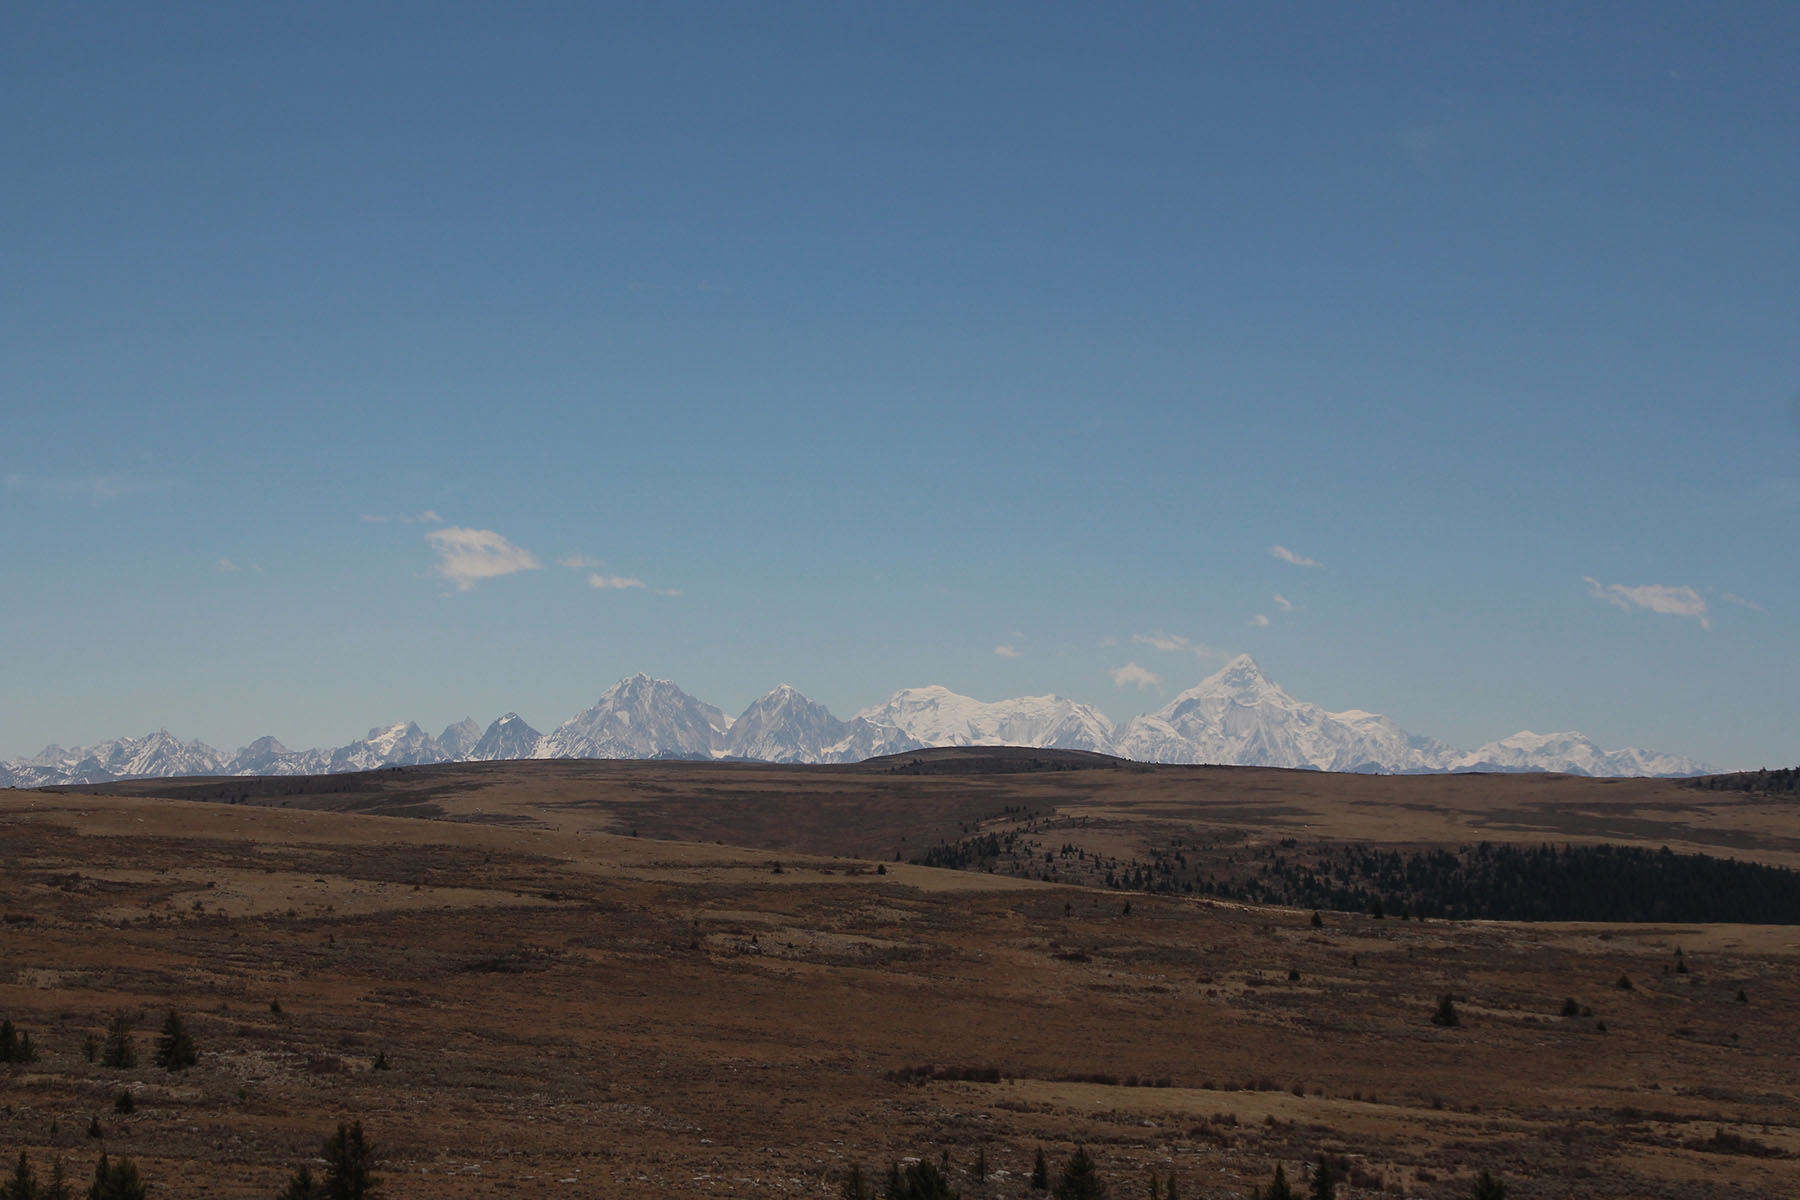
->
1309 1156 1337 1200
152 1012 197 1072
1470 1170 1507 1200
1254 1165 1295 1200
100 1017 136 1070
882 1159 956 1200
85 1155 144 1200
322 1122 377 1200
42 1159 70 1200
0 1020 17 1064
6 1150 39 1200
1053 1147 1105 1200
840 1164 874 1200
1030 1149 1049 1191
276 1166 322 1200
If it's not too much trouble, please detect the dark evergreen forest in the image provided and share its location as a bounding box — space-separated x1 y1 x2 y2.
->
1688 767 1800 795
915 832 1800 925
1214 841 1800 924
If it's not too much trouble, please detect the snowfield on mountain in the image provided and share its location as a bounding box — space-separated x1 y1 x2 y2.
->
3 657 1711 786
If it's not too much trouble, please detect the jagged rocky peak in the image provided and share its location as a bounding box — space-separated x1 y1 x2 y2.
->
328 722 445 772
471 713 542 761
438 718 483 759
1207 653 1274 689
726 684 922 764
536 675 728 761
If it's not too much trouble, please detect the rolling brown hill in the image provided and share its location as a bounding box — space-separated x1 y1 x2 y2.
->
3 760 1798 1197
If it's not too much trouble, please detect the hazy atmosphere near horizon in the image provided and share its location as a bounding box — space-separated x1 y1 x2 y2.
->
4 3 1796 770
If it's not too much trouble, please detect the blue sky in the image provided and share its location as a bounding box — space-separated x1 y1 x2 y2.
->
4 2 1796 769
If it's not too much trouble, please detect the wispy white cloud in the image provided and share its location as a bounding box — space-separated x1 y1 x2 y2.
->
1099 635 1120 648
216 557 262 573
587 572 680 597
4 472 175 503
560 553 602 569
426 526 542 590
1270 545 1323 568
1584 577 1710 629
1132 631 1223 659
1249 614 1271 627
1110 662 1163 691
1272 593 1298 611
363 510 441 524
994 644 1023 658
1722 592 1763 613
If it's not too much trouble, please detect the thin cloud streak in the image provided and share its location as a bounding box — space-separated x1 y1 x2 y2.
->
1584 577 1710 630
1132 631 1222 659
1270 545 1324 568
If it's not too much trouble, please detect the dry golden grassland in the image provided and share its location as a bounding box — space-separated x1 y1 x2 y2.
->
4 759 1799 1198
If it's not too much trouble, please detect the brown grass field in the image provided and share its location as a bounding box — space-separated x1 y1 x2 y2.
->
4 755 1800 1198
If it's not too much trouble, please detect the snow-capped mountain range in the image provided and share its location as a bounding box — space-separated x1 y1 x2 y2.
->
1 656 1712 787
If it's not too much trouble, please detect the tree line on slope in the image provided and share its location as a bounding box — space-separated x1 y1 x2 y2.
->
1223 841 1800 924
839 1144 1509 1200
915 833 1800 923
1688 766 1800 795
1 1122 376 1200
0 1130 1519 1200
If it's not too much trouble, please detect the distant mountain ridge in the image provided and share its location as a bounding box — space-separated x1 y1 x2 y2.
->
1 657 1712 786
